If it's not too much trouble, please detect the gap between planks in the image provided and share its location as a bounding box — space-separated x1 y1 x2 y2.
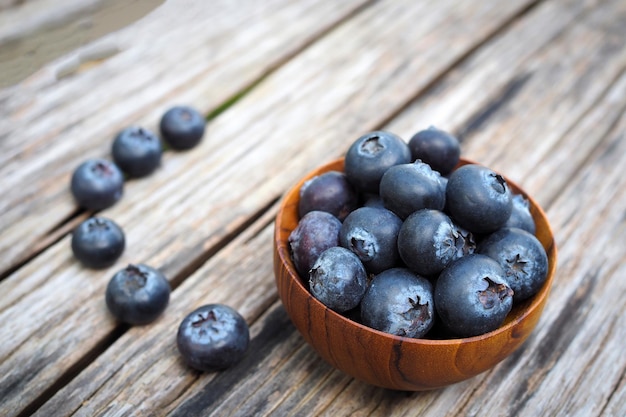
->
1 0 620 412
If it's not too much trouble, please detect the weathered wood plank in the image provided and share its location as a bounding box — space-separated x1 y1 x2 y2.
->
305 0 626 415
1 0 541 415
0 0 374 413
0 0 370 274
147 0 626 415
293 75 626 417
453 109 626 417
0 0 164 88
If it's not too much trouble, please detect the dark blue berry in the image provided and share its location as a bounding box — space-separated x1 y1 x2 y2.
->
71 217 125 268
160 106 205 150
379 161 445 219
177 304 250 372
435 254 513 337
105 264 170 325
339 207 402 274
397 209 475 277
298 171 358 221
289 211 342 278
478 227 548 303
362 193 386 209
360 268 434 338
408 126 460 175
112 126 162 177
344 131 411 193
309 247 367 312
504 194 536 234
445 164 512 234
70 159 124 210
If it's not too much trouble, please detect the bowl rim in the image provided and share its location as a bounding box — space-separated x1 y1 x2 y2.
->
275 157 557 346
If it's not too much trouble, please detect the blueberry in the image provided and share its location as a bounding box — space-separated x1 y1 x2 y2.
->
309 247 367 312
71 217 125 268
362 193 386 209
339 207 402 274
298 171 358 221
435 254 513 337
478 227 548 302
504 194 536 234
289 211 342 278
445 164 512 234
105 264 170 325
397 209 475 277
160 105 205 150
344 131 411 193
177 304 250 372
408 126 460 175
360 268 434 338
112 126 162 177
70 158 124 210
379 161 445 219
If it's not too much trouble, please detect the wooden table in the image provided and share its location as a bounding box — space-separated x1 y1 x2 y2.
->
1 0 625 415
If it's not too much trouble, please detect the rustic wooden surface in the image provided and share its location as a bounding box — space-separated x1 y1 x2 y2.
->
1 0 624 416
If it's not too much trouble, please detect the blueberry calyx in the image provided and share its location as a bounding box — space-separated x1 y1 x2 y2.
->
490 173 507 194
506 254 529 276
360 136 384 155
122 264 148 291
440 223 475 260
350 233 376 261
397 296 431 337
192 310 218 327
478 277 514 309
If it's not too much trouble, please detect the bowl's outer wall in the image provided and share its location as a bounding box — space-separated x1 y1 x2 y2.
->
274 158 557 391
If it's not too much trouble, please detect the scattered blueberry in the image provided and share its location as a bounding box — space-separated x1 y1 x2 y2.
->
309 247 368 312
160 105 206 150
289 211 342 278
379 160 445 219
360 268 434 338
71 217 125 268
177 304 250 372
478 227 548 302
112 126 162 177
397 209 475 277
504 194 536 234
299 171 358 221
446 164 512 234
344 131 411 193
435 254 513 337
339 207 402 274
70 158 124 210
408 126 460 175
105 264 170 325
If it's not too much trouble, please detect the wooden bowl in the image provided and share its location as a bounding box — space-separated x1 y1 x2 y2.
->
274 158 557 391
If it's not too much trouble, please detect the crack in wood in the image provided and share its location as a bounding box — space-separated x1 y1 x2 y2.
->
0 207 86 282
457 72 533 141
505 270 598 416
369 0 543 137
16 323 129 417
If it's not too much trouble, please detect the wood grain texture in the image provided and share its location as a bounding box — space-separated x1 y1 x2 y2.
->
0 0 372 414
1 0 625 415
0 0 370 274
0 0 164 87
0 0 539 414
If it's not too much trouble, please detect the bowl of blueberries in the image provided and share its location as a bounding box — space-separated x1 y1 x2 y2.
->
274 128 557 391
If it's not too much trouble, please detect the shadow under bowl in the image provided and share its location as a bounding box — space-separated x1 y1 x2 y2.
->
274 158 557 391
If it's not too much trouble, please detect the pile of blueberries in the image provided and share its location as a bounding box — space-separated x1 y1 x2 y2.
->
289 128 549 338
69 105 249 372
